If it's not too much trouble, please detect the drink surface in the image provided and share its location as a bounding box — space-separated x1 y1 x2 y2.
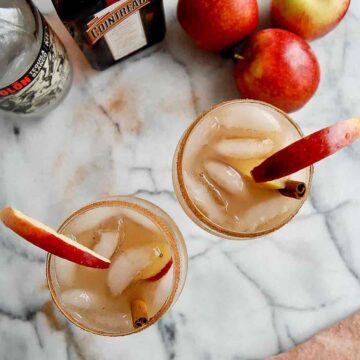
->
52 0 166 70
53 204 174 334
179 101 311 236
0 0 72 115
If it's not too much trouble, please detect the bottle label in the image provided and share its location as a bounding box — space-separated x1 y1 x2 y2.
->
0 17 71 114
87 0 149 60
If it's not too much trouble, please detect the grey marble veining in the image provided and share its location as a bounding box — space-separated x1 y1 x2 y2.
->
1 0 360 359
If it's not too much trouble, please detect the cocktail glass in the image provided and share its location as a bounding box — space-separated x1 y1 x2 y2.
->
47 196 187 335
173 99 313 239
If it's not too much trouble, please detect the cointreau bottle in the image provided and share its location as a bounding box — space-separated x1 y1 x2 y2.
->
52 0 166 70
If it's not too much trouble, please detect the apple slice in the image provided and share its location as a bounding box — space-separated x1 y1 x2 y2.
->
226 158 286 190
251 117 360 183
144 258 173 282
139 243 172 282
0 207 110 269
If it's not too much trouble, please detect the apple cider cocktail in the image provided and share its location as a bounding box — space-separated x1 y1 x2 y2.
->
173 100 313 239
46 197 187 335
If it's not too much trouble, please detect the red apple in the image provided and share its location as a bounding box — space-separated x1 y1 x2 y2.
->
271 0 351 40
0 207 110 269
177 0 259 52
234 29 320 113
251 117 360 183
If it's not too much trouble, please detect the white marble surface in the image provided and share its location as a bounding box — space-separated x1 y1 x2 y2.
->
1 0 360 359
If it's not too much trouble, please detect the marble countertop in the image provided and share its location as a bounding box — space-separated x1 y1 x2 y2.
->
1 0 360 359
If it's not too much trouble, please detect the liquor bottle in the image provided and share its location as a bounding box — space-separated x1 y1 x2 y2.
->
51 0 166 71
0 0 73 117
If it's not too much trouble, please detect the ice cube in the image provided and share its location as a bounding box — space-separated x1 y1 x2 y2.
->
55 257 77 288
217 102 281 132
241 196 289 232
183 116 221 162
107 247 153 296
204 161 244 194
215 138 274 159
200 172 229 209
148 269 173 316
183 171 224 221
64 207 122 235
121 208 158 233
93 232 119 259
137 268 173 317
61 289 101 310
94 311 132 331
93 219 124 259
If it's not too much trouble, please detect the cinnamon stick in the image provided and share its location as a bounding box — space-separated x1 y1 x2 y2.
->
278 180 307 200
131 299 148 328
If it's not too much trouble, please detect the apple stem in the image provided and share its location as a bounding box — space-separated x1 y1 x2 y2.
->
131 299 149 328
278 180 307 200
234 54 245 61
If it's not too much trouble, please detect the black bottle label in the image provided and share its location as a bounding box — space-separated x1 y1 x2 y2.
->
0 18 71 114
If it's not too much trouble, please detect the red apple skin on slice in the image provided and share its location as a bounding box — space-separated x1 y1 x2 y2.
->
251 118 360 183
0 208 110 269
144 258 173 282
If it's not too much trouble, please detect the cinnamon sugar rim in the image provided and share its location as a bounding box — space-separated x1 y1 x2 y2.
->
46 198 182 336
175 99 314 239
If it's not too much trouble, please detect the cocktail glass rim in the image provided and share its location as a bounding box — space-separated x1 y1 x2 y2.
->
46 197 184 336
174 99 314 239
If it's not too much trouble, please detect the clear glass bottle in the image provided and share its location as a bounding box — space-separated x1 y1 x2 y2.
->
0 0 73 117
